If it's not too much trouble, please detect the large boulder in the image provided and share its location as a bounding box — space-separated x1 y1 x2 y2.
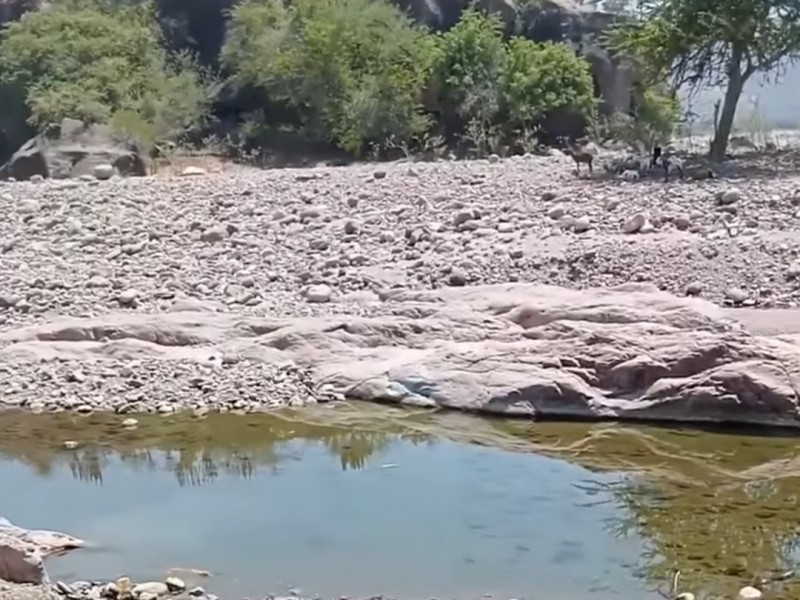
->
0 119 147 181
0 517 84 584
0 535 45 585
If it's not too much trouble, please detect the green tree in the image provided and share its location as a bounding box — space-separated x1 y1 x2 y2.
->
222 0 437 156
431 8 506 143
0 0 216 153
610 0 800 161
591 84 680 152
500 38 595 132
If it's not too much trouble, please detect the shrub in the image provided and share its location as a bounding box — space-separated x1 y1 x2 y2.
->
500 38 595 130
590 84 680 151
222 0 437 156
430 11 595 154
0 0 217 153
431 8 506 141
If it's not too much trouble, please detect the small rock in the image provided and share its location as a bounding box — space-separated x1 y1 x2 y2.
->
63 441 79 450
737 587 762 600
93 164 115 180
453 209 477 226
717 188 742 205
541 191 557 202
305 284 333 303
0 294 20 308
117 289 140 306
17 199 39 214
67 370 86 383
725 287 748 304
673 215 692 230
373 170 387 179
200 226 227 243
685 281 703 296
165 577 186 593
343 220 360 235
299 207 323 220
447 269 468 287
487 154 500 164
56 582 76 596
181 166 207 177
496 222 515 233
122 418 139 429
86 275 112 288
547 204 566 220
189 587 206 598
639 219 655 234
787 260 800 280
622 212 646 234
572 215 591 233
132 582 169 598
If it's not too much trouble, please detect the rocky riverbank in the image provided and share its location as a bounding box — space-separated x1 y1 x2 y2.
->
1 583 59 600
0 583 442 600
2 150 800 424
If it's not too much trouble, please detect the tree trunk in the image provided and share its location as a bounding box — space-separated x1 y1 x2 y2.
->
709 50 747 162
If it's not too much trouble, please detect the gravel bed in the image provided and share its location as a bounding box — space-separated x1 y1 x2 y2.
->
0 583 59 600
2 150 800 413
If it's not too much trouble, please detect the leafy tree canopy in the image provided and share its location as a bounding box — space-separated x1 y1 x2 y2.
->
610 0 800 159
0 0 216 152
222 0 437 156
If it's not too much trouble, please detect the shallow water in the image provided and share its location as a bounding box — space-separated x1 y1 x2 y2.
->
3 404 800 599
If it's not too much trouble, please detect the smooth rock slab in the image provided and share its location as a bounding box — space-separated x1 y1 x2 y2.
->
3 283 800 428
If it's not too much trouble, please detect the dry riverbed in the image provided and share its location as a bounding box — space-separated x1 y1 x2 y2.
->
2 149 800 417
6 148 800 595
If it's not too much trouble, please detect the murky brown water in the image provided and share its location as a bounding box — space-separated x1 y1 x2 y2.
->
3 403 800 599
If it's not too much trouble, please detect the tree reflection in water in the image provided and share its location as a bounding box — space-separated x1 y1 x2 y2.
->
494 421 800 600
1 408 436 487
10 408 800 599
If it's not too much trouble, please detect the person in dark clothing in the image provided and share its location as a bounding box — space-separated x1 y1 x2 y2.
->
651 144 684 182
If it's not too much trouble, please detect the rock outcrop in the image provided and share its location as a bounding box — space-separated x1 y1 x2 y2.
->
0 119 147 181
0 518 84 585
2 282 800 428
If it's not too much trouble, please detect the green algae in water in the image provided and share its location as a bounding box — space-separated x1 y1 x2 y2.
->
492 418 800 600
3 404 800 599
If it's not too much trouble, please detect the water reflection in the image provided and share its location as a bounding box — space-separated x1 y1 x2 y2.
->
0 406 434 486
5 405 800 599
1 406 640 600
493 421 800 600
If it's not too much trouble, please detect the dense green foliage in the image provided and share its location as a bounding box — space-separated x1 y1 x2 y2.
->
501 37 595 129
222 0 437 155
610 0 800 159
431 8 506 139
0 0 668 161
0 0 216 153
